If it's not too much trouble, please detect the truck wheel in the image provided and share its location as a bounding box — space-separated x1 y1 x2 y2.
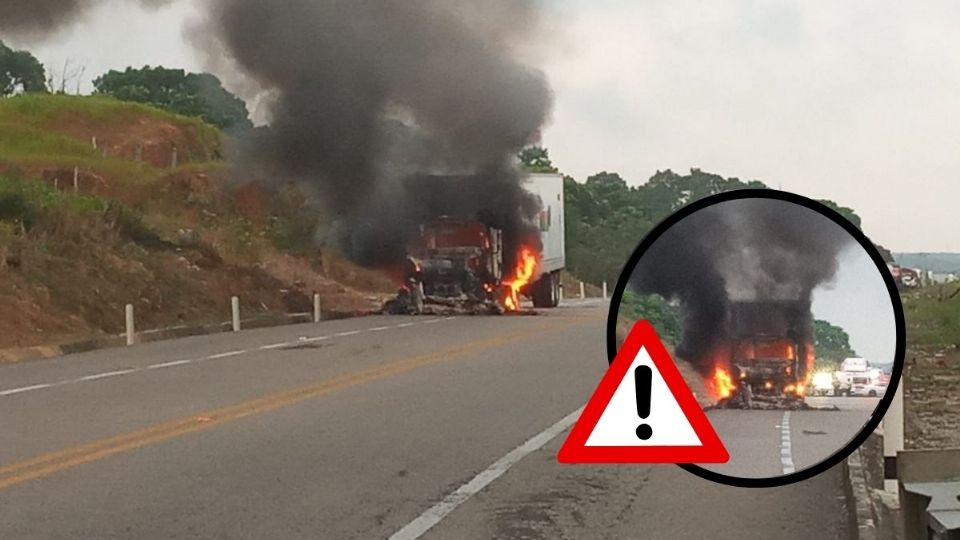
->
532 272 559 308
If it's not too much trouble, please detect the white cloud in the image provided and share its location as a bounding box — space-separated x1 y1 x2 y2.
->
541 1 960 251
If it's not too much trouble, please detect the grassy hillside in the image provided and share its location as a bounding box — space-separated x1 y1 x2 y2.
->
0 94 393 350
902 285 960 348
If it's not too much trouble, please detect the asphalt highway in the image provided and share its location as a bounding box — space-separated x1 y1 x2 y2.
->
703 396 880 478
0 301 851 539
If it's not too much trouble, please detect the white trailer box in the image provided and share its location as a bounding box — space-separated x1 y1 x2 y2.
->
523 173 566 307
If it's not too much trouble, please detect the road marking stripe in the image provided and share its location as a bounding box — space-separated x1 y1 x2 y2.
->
389 407 583 540
780 411 795 475
147 360 193 370
0 319 578 490
0 317 456 398
258 343 290 351
0 384 52 396
207 350 247 359
78 369 138 381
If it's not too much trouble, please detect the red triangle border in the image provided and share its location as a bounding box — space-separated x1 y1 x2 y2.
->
557 320 729 464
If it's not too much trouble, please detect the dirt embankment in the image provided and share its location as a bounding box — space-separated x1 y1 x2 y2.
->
0 95 395 351
901 286 960 449
904 347 960 449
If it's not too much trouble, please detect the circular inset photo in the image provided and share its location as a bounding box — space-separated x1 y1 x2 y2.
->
607 190 905 487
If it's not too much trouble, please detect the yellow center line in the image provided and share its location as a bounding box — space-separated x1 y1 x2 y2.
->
0 317 585 490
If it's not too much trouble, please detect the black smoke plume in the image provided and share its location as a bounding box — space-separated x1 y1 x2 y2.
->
1 0 553 269
197 0 552 268
629 198 852 372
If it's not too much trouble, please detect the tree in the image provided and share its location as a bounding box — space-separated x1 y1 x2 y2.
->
0 40 46 96
563 168 763 285
518 146 558 173
814 319 855 370
93 66 252 130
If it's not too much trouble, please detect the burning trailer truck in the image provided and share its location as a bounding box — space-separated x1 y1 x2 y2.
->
384 172 565 315
720 298 816 404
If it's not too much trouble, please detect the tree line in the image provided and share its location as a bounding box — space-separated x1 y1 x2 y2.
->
519 146 871 357
0 40 251 130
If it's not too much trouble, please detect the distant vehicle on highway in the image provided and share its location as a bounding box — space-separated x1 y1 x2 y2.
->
849 382 886 397
833 357 883 396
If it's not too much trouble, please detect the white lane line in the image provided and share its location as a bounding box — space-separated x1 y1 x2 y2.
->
389 407 583 540
0 318 439 397
780 411 795 475
207 350 249 359
147 359 194 370
78 368 139 382
0 384 53 396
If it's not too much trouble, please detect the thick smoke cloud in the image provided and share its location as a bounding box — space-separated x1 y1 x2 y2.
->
630 198 852 370
0 0 170 38
1 0 553 269
197 0 552 267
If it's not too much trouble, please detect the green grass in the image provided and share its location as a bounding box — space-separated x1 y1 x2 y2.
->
0 174 107 226
0 93 219 142
902 286 960 347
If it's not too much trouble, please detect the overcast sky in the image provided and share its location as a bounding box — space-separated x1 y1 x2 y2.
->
812 243 896 366
7 0 958 252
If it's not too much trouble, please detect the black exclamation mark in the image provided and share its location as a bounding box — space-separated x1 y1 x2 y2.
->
635 366 653 440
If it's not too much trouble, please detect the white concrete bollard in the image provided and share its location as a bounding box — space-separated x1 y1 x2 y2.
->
558 283 564 302
231 296 241 332
883 382 904 492
125 304 135 346
579 281 585 299
602 281 608 300
313 293 322 323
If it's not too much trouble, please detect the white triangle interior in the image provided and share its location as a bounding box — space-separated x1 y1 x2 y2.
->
585 345 703 447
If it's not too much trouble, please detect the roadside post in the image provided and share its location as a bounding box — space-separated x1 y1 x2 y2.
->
579 281 585 299
231 296 241 332
313 293 322 323
125 304 135 346
884 381 905 492
602 281 608 300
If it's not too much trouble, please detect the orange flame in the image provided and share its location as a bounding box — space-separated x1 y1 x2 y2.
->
711 366 737 400
502 246 539 311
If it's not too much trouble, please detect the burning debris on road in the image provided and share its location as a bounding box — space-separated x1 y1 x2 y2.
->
629 197 854 406
381 216 545 316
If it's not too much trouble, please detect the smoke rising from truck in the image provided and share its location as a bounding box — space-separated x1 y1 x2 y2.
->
3 0 553 270
195 0 552 268
629 197 853 373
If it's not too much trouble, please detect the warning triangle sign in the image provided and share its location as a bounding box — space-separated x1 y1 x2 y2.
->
558 321 729 464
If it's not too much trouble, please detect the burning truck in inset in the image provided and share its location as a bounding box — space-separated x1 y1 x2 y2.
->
725 299 815 398
384 172 565 314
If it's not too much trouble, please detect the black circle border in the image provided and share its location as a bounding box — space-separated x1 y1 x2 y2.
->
604 188 907 488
